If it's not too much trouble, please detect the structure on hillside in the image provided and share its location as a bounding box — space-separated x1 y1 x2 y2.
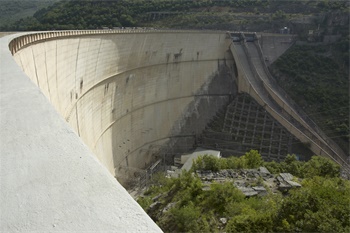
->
1 29 348 231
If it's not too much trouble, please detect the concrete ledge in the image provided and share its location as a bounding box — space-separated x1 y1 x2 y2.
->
0 33 162 232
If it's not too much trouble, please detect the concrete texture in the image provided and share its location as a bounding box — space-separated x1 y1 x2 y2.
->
11 31 235 183
1 32 163 232
1 30 236 231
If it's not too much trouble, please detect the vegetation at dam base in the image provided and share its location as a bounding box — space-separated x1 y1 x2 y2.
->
138 150 350 233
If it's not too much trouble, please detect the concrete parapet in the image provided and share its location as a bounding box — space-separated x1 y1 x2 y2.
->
9 29 230 55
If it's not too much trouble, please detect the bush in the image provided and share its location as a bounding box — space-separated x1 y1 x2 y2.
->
192 150 263 171
244 150 263 169
300 156 340 178
274 176 350 232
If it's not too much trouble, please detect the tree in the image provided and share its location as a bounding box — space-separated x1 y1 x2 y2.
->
192 154 222 171
203 182 245 215
244 150 263 169
300 156 340 178
226 209 274 233
168 202 202 233
274 176 350 232
282 154 303 177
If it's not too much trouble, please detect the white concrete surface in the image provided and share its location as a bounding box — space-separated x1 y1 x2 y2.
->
12 31 234 182
1 33 162 232
1 30 235 232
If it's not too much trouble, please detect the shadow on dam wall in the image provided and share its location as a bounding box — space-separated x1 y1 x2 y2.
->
113 53 238 185
10 31 237 186
163 62 237 157
11 31 349 187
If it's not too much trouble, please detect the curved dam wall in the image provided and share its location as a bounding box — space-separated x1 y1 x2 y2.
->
0 31 163 232
12 30 236 183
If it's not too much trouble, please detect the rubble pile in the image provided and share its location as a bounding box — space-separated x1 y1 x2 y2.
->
196 167 301 197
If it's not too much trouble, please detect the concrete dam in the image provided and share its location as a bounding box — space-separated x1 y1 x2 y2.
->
1 30 348 231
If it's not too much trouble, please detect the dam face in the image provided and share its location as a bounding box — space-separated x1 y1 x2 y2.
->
12 31 236 183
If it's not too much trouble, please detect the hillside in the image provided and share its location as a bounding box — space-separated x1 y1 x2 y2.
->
1 0 348 33
270 38 349 154
0 0 58 28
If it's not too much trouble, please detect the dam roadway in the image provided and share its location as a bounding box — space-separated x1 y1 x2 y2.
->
1 29 348 231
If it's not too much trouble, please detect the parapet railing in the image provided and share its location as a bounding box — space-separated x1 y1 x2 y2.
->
228 37 349 172
8 29 231 55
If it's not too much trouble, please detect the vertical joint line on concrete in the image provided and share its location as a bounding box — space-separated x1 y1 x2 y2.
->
31 46 40 88
44 45 52 102
75 38 81 95
55 40 62 113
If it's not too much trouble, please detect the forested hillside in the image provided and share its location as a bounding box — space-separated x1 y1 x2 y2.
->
0 0 58 27
1 0 348 32
270 38 349 154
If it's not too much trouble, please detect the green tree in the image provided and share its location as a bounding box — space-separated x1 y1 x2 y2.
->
192 154 222 171
244 150 263 169
301 156 340 178
226 209 274 233
282 154 303 177
274 176 350 232
203 182 245 215
263 160 283 174
168 202 202 233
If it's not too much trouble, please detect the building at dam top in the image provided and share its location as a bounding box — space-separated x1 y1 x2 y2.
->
1 29 349 232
